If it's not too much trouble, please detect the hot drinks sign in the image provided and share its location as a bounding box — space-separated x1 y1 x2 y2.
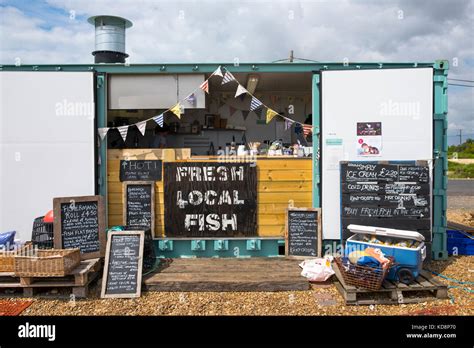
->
164 162 257 237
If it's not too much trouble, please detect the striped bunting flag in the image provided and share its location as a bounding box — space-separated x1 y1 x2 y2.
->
221 71 235 85
117 125 129 142
250 96 262 111
153 113 164 127
199 80 209 94
303 124 313 136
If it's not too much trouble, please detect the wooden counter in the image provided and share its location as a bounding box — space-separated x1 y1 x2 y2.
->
107 149 313 238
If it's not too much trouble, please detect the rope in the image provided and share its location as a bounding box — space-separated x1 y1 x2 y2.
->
426 269 474 285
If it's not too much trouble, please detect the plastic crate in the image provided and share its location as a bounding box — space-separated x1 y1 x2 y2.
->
447 230 474 256
31 216 54 249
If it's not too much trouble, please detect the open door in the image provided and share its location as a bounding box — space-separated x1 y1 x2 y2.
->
0 72 96 241
320 68 433 241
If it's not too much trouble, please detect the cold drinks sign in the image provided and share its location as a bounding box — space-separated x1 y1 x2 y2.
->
164 162 257 237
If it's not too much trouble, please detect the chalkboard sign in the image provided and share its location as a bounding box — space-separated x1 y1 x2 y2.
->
285 208 321 259
120 160 162 182
53 195 106 260
164 162 257 237
340 161 431 241
101 231 144 298
123 182 155 234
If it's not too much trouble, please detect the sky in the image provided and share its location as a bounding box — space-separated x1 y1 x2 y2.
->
0 0 473 144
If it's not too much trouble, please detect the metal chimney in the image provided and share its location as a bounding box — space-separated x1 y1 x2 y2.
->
87 15 133 63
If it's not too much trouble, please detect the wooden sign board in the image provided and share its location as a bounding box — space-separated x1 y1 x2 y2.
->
101 231 144 299
123 182 155 233
285 207 322 259
53 195 106 260
119 160 162 182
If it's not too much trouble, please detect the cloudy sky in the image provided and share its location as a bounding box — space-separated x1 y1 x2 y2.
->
1 0 473 144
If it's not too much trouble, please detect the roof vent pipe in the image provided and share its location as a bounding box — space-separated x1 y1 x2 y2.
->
87 15 133 64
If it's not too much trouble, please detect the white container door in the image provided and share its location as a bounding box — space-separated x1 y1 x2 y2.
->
321 68 433 240
0 72 96 241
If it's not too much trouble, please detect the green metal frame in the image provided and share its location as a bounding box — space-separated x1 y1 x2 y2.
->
0 61 447 259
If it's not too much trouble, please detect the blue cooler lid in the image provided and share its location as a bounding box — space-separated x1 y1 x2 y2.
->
347 224 425 241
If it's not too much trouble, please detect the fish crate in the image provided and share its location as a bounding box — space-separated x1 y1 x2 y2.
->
14 249 80 277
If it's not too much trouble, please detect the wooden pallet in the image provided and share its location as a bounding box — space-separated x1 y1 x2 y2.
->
144 258 309 292
333 263 448 305
0 258 101 298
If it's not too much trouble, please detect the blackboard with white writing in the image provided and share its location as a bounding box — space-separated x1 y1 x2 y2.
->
120 160 162 182
124 182 155 233
164 162 257 237
53 195 106 259
340 161 431 241
101 231 144 298
286 208 321 259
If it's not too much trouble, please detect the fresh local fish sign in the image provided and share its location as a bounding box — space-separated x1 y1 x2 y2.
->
164 162 257 237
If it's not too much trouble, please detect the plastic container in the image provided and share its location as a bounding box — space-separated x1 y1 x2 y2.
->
447 230 474 255
31 216 54 249
345 224 426 284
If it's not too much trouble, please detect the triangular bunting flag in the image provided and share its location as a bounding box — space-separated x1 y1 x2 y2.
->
235 85 248 98
212 66 223 77
255 107 266 119
221 71 236 85
199 80 209 94
185 93 196 106
117 125 129 142
250 96 262 111
266 108 278 124
242 110 250 121
303 124 313 136
170 103 182 119
284 119 294 130
98 127 109 140
229 105 237 117
153 113 164 127
137 121 147 136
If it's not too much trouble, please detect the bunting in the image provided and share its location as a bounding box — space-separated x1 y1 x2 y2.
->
137 121 147 136
221 71 236 85
153 113 164 127
303 124 313 136
185 93 196 106
250 96 262 111
199 80 209 94
229 105 237 117
212 66 223 77
235 85 248 98
98 127 109 140
266 108 278 124
117 125 129 142
170 103 182 119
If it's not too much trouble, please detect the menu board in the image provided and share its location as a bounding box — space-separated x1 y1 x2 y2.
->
53 195 106 259
101 231 144 298
123 182 155 234
285 208 321 259
340 161 431 241
120 160 162 182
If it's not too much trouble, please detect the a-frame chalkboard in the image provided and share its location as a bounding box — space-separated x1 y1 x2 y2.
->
285 207 322 259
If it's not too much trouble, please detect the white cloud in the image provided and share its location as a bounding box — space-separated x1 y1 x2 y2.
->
0 0 473 139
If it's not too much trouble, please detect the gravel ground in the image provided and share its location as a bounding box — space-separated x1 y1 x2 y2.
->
17 255 473 316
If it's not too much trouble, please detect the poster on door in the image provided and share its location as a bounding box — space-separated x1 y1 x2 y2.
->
356 122 382 157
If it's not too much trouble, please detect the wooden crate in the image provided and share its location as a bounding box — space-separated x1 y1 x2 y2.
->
333 263 448 305
14 249 80 277
0 258 101 298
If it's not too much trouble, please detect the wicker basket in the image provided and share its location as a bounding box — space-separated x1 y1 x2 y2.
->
334 256 393 291
14 249 80 277
0 243 34 273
